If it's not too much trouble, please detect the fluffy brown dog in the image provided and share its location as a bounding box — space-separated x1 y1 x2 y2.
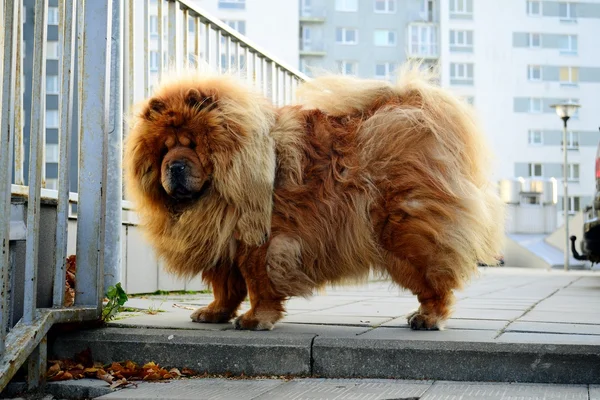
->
125 68 504 331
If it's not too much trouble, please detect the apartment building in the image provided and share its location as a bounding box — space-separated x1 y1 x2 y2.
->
299 0 439 78
438 0 600 223
301 0 600 223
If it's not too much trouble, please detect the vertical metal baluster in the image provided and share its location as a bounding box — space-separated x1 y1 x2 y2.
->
204 23 211 64
157 0 164 79
194 16 200 65
14 1 25 186
183 7 189 68
271 64 278 106
143 0 149 97
75 0 112 311
168 0 179 69
104 0 123 295
0 0 20 357
216 30 222 72
244 47 250 82
124 0 134 108
53 0 77 308
225 36 231 72
23 0 48 324
262 58 268 97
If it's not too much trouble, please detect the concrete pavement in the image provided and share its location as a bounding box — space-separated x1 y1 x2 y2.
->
47 267 600 390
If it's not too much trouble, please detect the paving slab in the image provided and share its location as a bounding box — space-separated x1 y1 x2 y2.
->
95 379 284 400
420 381 588 400
357 327 498 341
591 385 600 400
382 317 508 331
506 321 600 335
496 332 600 345
254 378 432 399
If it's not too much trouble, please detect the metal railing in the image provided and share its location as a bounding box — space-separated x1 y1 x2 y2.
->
0 0 306 391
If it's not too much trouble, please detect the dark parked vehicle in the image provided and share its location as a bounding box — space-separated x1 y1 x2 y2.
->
571 128 600 263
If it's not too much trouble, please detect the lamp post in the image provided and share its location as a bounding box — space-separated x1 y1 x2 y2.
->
550 101 581 271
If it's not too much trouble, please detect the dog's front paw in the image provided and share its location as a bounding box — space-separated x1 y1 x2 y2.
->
232 310 279 331
190 307 234 323
406 310 442 331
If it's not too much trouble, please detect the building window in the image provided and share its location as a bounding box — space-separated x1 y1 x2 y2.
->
47 7 59 25
528 65 542 81
335 0 358 11
450 63 474 83
449 30 473 50
301 26 312 49
567 196 581 213
374 30 396 46
449 0 472 17
564 131 579 149
567 164 580 181
374 0 395 13
409 24 438 57
419 0 434 21
528 130 543 145
45 178 58 190
46 41 60 59
150 51 159 72
375 62 395 81
559 67 579 85
559 35 577 55
45 143 59 163
529 98 542 113
528 33 541 48
528 163 543 178
558 2 576 21
527 0 541 16
46 75 59 94
46 110 59 129
336 28 358 44
150 15 158 38
337 61 357 75
218 0 245 10
224 20 246 35
301 0 312 15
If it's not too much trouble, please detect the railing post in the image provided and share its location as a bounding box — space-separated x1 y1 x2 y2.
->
104 0 124 294
0 0 20 357
23 0 48 325
75 0 113 312
53 0 77 308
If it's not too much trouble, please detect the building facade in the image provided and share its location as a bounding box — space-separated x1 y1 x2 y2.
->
301 0 600 223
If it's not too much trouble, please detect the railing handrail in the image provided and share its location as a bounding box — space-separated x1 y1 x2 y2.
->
176 0 309 81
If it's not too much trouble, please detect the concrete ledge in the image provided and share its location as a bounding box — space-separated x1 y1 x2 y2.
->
50 328 314 376
49 326 600 385
312 337 600 384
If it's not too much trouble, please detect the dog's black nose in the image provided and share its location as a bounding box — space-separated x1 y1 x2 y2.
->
169 161 186 174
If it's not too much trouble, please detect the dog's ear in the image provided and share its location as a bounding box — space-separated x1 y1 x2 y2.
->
185 88 217 111
144 98 166 120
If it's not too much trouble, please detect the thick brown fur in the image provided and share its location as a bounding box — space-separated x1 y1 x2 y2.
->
125 66 505 331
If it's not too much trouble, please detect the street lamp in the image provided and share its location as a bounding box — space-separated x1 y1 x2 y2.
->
550 101 581 271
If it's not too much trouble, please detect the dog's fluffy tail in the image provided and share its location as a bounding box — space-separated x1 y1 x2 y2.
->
295 64 505 269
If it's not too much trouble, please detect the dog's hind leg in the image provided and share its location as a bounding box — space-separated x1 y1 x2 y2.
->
382 251 458 330
190 262 247 323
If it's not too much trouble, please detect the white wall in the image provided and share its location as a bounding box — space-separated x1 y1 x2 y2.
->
192 0 299 67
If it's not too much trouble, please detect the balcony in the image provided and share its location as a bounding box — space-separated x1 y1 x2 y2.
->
407 22 439 59
300 7 327 23
299 40 327 56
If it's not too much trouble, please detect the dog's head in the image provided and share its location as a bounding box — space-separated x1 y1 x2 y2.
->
125 74 277 247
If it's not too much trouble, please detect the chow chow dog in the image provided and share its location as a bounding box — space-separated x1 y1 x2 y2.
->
124 66 504 331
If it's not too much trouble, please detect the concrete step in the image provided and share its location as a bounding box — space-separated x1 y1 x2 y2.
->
49 326 600 385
